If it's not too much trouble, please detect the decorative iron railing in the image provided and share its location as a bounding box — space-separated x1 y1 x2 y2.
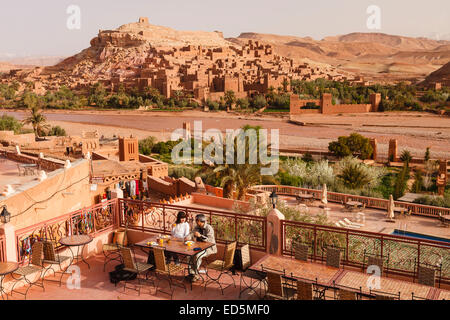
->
118 198 267 251
0 234 6 262
281 219 450 284
15 199 117 263
252 185 450 218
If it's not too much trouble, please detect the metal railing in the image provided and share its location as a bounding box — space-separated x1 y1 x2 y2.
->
118 198 267 252
0 234 6 262
281 219 450 284
252 185 450 218
15 199 118 263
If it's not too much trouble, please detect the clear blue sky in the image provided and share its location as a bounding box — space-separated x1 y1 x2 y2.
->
1 0 449 57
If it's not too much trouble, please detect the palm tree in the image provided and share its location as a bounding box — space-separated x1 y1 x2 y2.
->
337 163 371 189
400 149 412 167
196 125 277 200
23 106 49 137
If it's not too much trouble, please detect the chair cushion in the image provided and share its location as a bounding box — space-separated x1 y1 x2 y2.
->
103 243 120 251
207 260 227 271
43 255 71 264
243 269 266 281
14 265 42 276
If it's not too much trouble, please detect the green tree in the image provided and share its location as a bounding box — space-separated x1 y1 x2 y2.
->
22 106 49 137
411 170 423 193
337 162 372 189
88 83 108 107
400 149 412 166
139 136 157 155
393 164 410 199
424 147 430 162
252 95 267 109
328 133 373 159
224 90 236 109
236 98 250 109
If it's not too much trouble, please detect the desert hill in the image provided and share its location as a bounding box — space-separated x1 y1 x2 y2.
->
228 32 450 82
422 61 450 87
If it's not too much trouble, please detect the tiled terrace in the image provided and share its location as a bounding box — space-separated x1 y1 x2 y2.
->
6 252 249 300
6 247 449 300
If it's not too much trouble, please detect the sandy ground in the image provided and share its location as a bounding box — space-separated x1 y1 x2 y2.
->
2 109 450 158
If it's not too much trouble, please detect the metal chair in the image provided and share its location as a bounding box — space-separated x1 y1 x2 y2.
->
325 246 343 269
42 241 71 286
262 268 295 300
296 279 314 300
120 247 154 296
153 247 187 299
238 244 266 299
10 242 45 299
292 240 309 262
362 250 389 277
338 288 357 300
370 288 401 300
102 230 127 271
204 241 237 295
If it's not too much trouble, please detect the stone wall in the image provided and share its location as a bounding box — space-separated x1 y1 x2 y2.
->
0 160 93 230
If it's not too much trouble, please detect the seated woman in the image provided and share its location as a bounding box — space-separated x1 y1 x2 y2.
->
166 211 190 265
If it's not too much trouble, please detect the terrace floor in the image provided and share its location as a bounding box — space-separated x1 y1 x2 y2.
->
279 196 450 240
6 250 449 300
0 158 43 190
7 253 251 300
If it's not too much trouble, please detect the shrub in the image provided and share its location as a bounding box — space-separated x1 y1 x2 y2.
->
46 126 67 136
0 114 23 134
328 133 373 159
139 136 157 155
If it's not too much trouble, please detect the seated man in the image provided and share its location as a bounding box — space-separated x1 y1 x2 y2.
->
186 214 217 282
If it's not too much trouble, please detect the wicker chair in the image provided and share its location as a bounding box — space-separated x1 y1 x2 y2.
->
41 241 71 286
10 242 45 299
263 269 295 300
153 247 187 299
292 241 309 262
296 280 314 300
417 265 437 287
102 229 127 272
338 288 357 300
120 247 154 296
238 244 266 299
362 250 389 277
204 241 237 295
325 247 342 269
370 288 401 300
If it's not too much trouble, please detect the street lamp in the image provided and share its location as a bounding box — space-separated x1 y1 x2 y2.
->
1 205 11 223
269 191 278 209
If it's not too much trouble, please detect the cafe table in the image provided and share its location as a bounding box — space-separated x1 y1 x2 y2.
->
59 234 93 269
134 235 215 283
248 254 343 299
0 262 19 300
296 193 314 204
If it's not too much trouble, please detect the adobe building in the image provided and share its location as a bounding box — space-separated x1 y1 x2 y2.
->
290 93 381 115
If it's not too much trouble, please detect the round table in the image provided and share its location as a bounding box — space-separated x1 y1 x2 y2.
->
296 194 314 204
0 262 19 300
60 235 93 269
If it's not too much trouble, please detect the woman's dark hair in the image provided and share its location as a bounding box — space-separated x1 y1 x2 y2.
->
176 211 187 224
